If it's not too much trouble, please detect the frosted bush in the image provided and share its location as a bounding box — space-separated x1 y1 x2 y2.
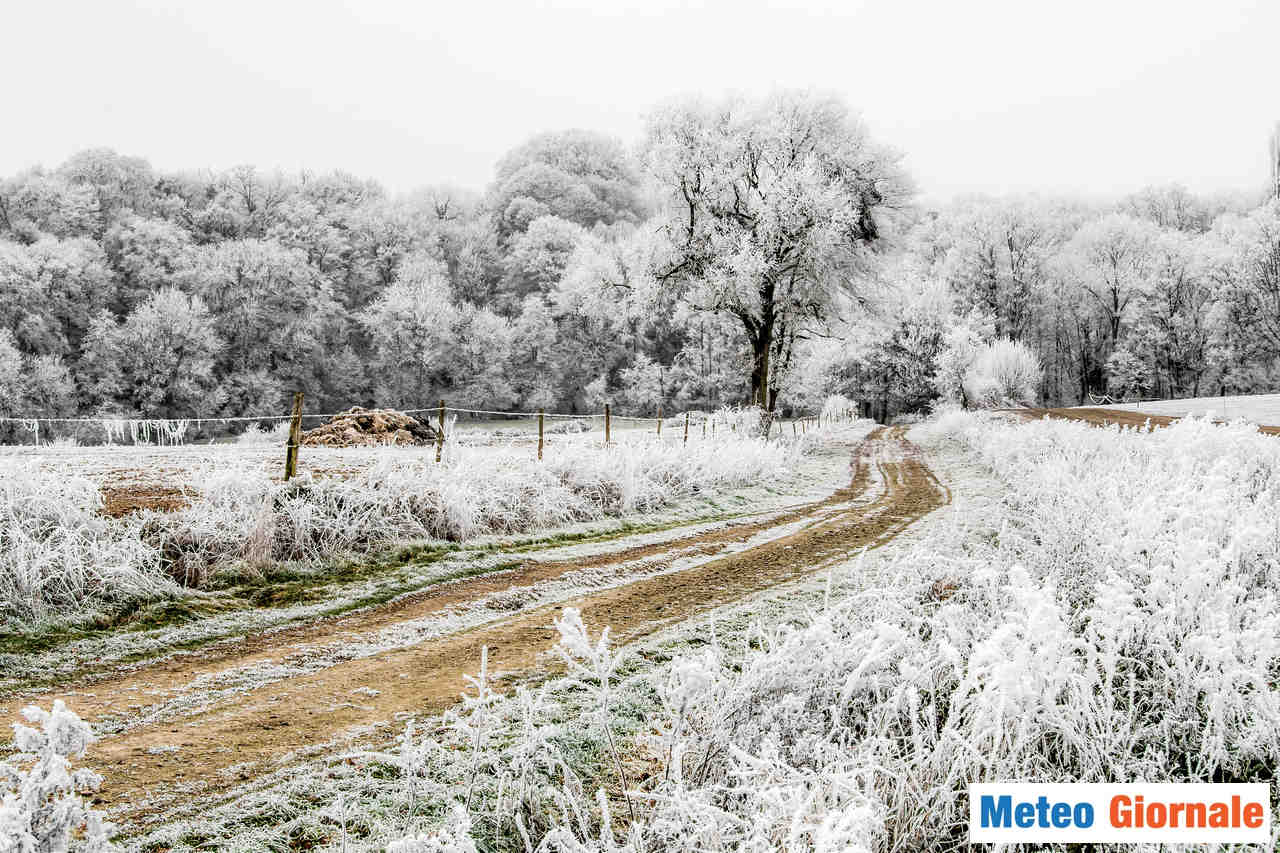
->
708 405 767 438
962 338 1041 407
0 701 117 853
819 394 858 422
234 420 291 446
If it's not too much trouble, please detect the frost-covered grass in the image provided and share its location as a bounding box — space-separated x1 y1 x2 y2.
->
613 411 1280 850
139 409 1280 853
1 421 852 629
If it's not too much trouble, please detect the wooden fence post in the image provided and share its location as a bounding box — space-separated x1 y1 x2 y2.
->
284 391 304 481
538 409 544 461
604 403 611 446
436 399 445 463
683 411 689 444
656 404 663 437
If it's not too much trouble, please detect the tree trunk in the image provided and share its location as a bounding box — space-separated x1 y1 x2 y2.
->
748 326 773 410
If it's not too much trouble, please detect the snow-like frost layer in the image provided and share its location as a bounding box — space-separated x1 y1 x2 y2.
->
117 413 1280 852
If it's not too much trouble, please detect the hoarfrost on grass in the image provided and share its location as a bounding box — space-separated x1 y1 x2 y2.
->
361 411 1280 851
2 414 852 628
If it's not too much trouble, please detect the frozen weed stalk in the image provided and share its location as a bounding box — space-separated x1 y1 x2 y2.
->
552 607 638 830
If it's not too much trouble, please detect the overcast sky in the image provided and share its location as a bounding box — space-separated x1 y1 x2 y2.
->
4 0 1276 201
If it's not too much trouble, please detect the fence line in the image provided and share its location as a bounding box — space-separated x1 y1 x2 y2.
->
0 397 862 477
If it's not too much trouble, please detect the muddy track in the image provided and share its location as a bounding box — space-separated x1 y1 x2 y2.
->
13 427 948 829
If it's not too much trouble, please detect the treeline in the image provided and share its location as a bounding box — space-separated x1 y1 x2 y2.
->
2 123 1278 430
0 137 742 426
802 186 1280 414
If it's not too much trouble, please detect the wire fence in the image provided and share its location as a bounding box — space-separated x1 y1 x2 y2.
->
0 398 856 475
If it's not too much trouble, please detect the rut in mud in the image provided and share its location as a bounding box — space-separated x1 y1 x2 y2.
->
12 426 949 829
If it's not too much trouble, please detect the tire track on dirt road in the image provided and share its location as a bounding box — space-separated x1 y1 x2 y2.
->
17 427 950 828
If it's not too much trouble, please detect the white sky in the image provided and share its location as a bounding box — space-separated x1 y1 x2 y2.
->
3 0 1276 201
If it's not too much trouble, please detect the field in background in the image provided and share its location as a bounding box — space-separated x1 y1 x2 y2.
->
1 412 834 518
1077 392 1280 425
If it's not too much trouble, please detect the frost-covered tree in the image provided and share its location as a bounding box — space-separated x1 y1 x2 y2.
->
931 195 1064 341
0 329 23 418
76 310 125 410
1129 230 1213 396
1105 348 1150 399
643 90 908 411
619 352 666 415
488 130 646 241
0 237 113 357
0 701 117 853
509 295 559 408
360 254 459 408
500 215 586 310
1120 184 1211 233
933 316 989 407
0 170 101 240
191 238 337 411
115 289 222 418
1205 201 1280 374
104 215 195 310
1061 213 1158 354
23 354 77 418
56 148 155 228
450 307 515 409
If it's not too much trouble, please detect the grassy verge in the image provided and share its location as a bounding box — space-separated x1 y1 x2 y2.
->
0 501 777 672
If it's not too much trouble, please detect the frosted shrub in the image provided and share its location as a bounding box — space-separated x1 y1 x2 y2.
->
234 420 291 446
708 405 767 438
962 338 1041 407
819 394 858 422
0 701 117 852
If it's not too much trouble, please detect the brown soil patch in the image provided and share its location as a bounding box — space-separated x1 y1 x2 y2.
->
99 485 191 518
1009 406 1280 435
19 427 948 828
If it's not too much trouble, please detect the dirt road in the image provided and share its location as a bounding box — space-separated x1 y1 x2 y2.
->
10 426 949 829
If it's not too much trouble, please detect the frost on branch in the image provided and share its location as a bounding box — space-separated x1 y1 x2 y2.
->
0 700 116 853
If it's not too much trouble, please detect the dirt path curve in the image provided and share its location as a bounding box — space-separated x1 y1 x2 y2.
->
18 426 949 828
